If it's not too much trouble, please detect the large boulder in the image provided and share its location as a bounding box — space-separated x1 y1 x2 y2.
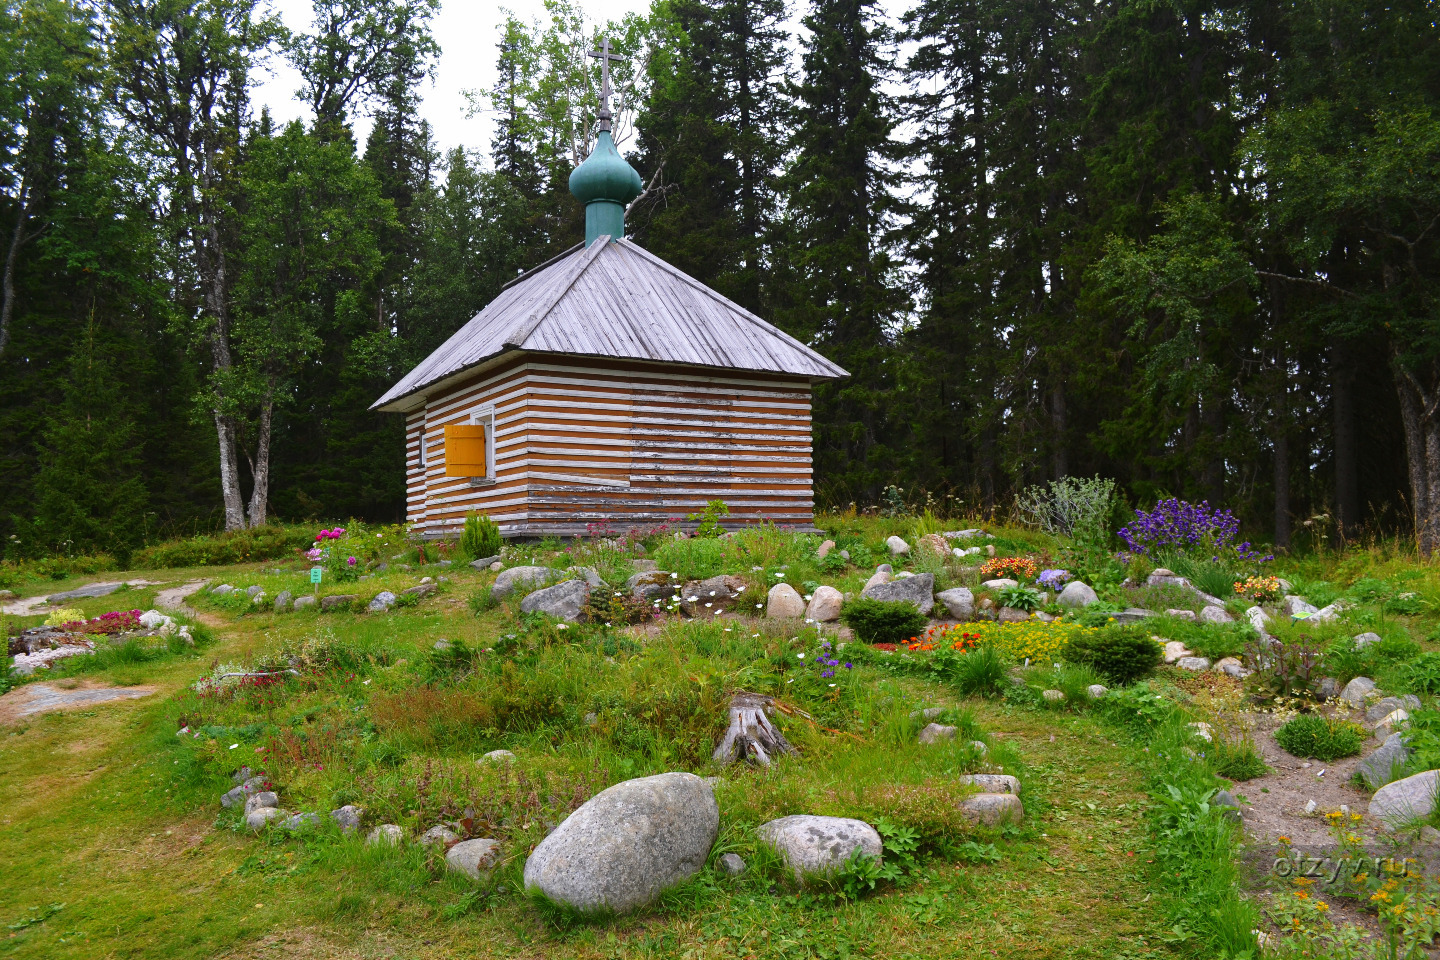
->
1245 606 1272 634
1056 581 1098 608
524 773 718 914
805 586 844 622
959 774 1020 795
491 566 561 600
981 578 1018 590
1339 676 1377 708
860 573 934 616
1198 605 1233 624
679 575 750 616
935 587 975 620
758 815 882 883
1357 733 1412 791
627 571 679 604
566 566 607 589
1283 596 1319 618
519 580 590 622
885 536 910 556
1367 695 1422 723
1370 770 1440 827
916 533 949 558
767 583 806 618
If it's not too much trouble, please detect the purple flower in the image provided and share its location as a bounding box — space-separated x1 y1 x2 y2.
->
1118 498 1266 562
1037 568 1071 590
820 669 835 678
844 662 853 670
346 556 357 566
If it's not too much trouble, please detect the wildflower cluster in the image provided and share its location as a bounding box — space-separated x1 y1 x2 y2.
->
918 623 981 652
979 555 1039 581
1119 498 1273 563
1037 568 1071 591
315 527 346 541
1235 575 1282 603
899 619 1098 664
62 609 143 635
809 639 852 678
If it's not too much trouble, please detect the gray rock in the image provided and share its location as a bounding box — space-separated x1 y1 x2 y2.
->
678 575 750 615
244 791 279 815
1245 605 1272 634
1357 734 1412 791
935 587 976 620
805 586 844 622
909 707 945 721
862 570 891 592
1283 596 1319 617
1213 790 1242 822
1113 608 1157 624
367 824 404 846
1176 657 1212 672
210 584 234 596
1042 689 1065 702
479 749 516 765
1198 605 1233 624
367 591 398 613
489 561 503 572
717 852 747 877
292 595 316 611
998 606 1029 624
566 566 607 589
1310 601 1347 623
886 535 910 556
468 555 501 570
876 563 893 575
221 786 246 808
1165 608 1197 620
331 805 362 833
767 583 806 618
816 540 836 559
918 723 957 744
1354 632 1384 650
446 838 502 879
758 815 882 882
246 585 263 598
420 825 460 848
1055 581 1099 608
491 566 560 600
1087 684 1108 698
272 590 293 612
1340 677 1378 708
232 767 253 784
523 772 718 914
433 638 452 651
1370 770 1440 827
1215 657 1250 679
246 807 285 831
1367 696 1422 723
519 579 590 622
280 812 321 832
959 774 1021 795
402 583 436 600
49 582 127 601
319 594 359 611
628 571 680 604
1315 677 1340 700
860 572 935 615
981 578 1018 590
958 793 1025 825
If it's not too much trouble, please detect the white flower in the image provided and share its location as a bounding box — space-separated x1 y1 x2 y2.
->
804 595 813 601
787 678 795 683
797 653 805 659
752 566 762 571
705 603 713 608
229 744 239 750
755 603 763 608
670 573 678 578
687 596 699 602
709 590 717 597
557 623 568 630
828 683 836 688
774 572 785 578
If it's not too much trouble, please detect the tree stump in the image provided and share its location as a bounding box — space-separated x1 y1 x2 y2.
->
713 692 795 767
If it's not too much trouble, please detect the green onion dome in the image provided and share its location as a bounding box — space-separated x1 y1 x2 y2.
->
569 130 643 207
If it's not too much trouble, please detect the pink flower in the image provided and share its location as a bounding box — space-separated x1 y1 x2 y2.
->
346 556 356 566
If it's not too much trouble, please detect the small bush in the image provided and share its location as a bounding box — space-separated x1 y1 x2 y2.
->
947 645 1010 698
468 589 498 616
1211 739 1268 781
839 598 929 646
1064 626 1162 685
1274 714 1365 762
132 525 314 568
459 513 502 561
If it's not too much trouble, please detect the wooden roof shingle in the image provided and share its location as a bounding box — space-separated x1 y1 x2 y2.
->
371 238 848 412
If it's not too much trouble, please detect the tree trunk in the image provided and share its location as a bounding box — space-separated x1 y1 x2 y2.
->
0 181 31 358
1274 425 1291 550
1050 380 1067 480
246 396 273 527
1394 361 1438 557
213 411 246 531
1331 341 1358 539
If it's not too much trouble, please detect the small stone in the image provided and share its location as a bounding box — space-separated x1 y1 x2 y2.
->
935 587 975 620
367 824 404 846
479 749 516 765
1215 657 1250 678
969 740 988 755
1150 567 1175 578
402 583 437 600
584 712 598 726
1213 790 1242 821
320 806 358 834
862 570 891 592
1354 632 1383 650
1315 677 1339 700
320 594 359 611
1357 733 1411 791
446 838 502 879
468 555 501 570
244 791 280 815
718 852 747 877
1198 605 1233 624
759 815 882 882
491 565 561 600
518 579 590 622
292 595 316 611
766 583 806 618
1283 596 1319 617
805 585 844 622
1086 684 1108 698
433 639 452 651
885 535 910 556
367 591 398 613
1055 581 1098 608
1339 677 1377 708
1165 608 1197 620
1189 721 1214 742
420 824 460 848
816 540 836 559
1113 608 1157 623
489 561 503 572
909 707 945 721
272 590 293 612
211 584 234 595
959 773 1020 795
245 585 263 598
1304 799 1317 815
1162 641 1192 664
918 723 958 744
957 793 1025 825
1366 696 1422 723
280 812 321 832
1176 657 1211 672
246 807 284 831
1042 689 1065 702
982 578 1018 590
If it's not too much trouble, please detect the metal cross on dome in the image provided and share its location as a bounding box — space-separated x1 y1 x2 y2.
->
588 38 623 132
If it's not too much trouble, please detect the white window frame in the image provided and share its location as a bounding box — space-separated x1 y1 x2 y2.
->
468 404 497 485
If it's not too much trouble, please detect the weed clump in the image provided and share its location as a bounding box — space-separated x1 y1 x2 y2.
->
1064 626 1162 685
1274 714 1365 762
839 598 929 646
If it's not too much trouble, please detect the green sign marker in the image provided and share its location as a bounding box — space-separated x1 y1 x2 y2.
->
310 567 323 584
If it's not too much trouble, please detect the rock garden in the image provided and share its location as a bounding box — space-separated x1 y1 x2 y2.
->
5 495 1440 958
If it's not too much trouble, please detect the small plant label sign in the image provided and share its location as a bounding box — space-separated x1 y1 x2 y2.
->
310 567 323 596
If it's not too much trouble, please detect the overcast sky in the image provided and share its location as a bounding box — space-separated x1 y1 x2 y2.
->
253 0 666 157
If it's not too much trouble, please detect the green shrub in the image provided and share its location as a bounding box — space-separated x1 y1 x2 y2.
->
459 512 503 561
997 585 1043 612
1063 626 1162 685
839 598 929 646
468 589 498 616
1161 553 1238 600
1211 739 1268 781
947 645 1010 697
132 525 313 569
1274 714 1365 762
582 589 653 626
686 499 730 538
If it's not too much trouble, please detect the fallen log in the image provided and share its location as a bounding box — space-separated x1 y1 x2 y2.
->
713 691 795 767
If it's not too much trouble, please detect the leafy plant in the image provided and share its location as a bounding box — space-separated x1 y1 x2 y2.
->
1274 714 1365 761
839 598 929 646
1119 498 1270 565
1016 475 1117 547
1160 552 1237 599
459 512 502 561
997 585 1043 612
652 538 730 580
1245 634 1323 697
582 589 653 626
1063 626 1162 685
467 589 497 616
686 499 730 538
1399 652 1440 695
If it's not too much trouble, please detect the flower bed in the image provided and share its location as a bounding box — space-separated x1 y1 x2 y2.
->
908 618 1100 664
57 610 143 635
979 556 1040 581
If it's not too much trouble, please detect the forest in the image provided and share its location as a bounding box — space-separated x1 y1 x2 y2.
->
1 0 1438 561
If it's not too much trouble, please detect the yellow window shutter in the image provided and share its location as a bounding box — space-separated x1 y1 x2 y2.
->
444 424 487 477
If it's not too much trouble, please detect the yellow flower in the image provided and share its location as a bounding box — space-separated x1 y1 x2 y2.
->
1278 836 1292 845
1315 902 1330 912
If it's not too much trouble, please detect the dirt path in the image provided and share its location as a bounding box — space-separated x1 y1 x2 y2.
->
154 579 210 615
0 680 158 724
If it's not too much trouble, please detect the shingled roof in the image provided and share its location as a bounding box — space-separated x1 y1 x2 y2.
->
371 236 848 413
